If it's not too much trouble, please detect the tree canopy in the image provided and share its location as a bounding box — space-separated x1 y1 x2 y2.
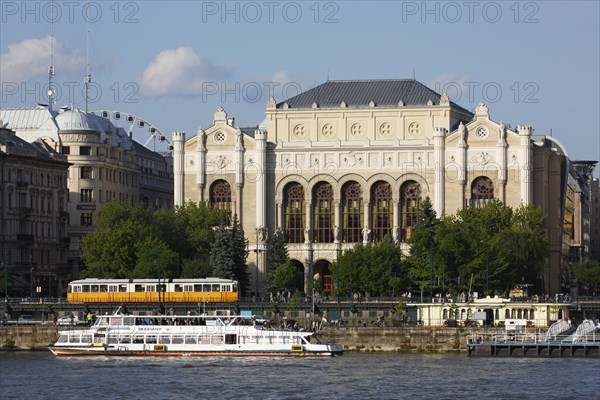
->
80 201 228 279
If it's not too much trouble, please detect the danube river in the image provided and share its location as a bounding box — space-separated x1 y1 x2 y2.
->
1 352 598 399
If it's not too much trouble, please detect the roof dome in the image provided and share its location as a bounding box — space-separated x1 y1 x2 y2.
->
55 109 107 132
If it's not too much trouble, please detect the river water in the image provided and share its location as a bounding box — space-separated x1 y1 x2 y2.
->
0 352 598 399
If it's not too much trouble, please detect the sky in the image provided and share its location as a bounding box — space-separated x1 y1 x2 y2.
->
1 0 599 175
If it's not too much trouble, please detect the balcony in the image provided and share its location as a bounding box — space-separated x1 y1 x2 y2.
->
16 234 34 242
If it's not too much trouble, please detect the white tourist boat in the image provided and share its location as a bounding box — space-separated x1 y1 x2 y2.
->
48 311 343 357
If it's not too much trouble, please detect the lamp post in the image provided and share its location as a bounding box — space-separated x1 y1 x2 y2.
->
30 266 34 299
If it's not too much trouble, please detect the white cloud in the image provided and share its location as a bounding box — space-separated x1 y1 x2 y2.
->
0 36 85 83
139 47 231 97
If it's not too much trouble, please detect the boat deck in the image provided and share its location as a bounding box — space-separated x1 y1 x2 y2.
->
467 332 600 357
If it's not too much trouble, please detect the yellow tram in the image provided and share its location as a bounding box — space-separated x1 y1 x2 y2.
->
67 278 239 303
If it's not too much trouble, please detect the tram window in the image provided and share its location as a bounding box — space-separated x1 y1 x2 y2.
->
158 284 166 292
184 285 193 292
82 285 90 293
119 285 127 292
91 285 99 292
185 336 197 344
100 285 108 292
109 285 117 292
212 284 221 292
174 285 183 292
135 285 144 292
147 285 155 292
203 284 211 292
172 336 184 344
222 285 230 292
232 283 238 292
194 284 202 292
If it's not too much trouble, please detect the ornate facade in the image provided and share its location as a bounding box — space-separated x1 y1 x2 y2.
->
174 79 596 296
0 126 70 297
0 106 173 294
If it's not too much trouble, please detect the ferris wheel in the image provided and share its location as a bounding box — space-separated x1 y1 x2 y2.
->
90 110 173 153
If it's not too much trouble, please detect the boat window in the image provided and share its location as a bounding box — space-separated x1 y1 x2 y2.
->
185 336 197 344
146 336 157 344
133 335 144 344
134 285 144 292
159 336 171 344
203 284 211 292
91 285 99 292
212 284 221 292
108 337 118 344
174 284 183 292
172 336 184 344
119 284 127 292
120 336 131 344
82 335 92 343
225 334 237 344
82 285 90 293
57 335 68 343
69 336 81 343
110 317 122 325
212 335 223 345
123 317 135 326
100 285 108 292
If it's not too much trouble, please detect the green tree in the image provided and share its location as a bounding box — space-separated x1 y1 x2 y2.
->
210 216 250 294
406 197 439 297
267 229 289 291
132 237 178 279
571 260 600 295
272 262 302 293
334 239 405 297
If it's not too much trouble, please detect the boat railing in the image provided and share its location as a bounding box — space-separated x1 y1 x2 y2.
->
468 331 600 345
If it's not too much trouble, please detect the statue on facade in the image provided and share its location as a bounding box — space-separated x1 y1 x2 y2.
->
304 227 311 244
458 121 466 144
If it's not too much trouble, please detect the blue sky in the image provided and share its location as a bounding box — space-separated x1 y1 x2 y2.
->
1 1 599 172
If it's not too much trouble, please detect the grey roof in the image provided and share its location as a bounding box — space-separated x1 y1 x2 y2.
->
132 140 166 160
277 79 472 114
240 127 258 138
0 128 67 163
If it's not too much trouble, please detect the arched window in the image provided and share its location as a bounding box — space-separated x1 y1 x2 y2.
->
471 176 494 208
284 183 305 244
342 182 363 243
400 181 420 242
505 309 510 319
371 181 392 241
313 182 334 243
210 180 232 223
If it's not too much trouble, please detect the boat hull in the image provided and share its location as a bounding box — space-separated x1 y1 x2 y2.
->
49 346 342 357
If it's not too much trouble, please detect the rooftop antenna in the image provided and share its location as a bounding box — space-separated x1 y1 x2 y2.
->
84 6 92 113
47 0 56 110
326 68 330 81
412 67 416 80
550 128 553 137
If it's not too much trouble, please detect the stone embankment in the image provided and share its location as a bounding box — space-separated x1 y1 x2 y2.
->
1 325 505 352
